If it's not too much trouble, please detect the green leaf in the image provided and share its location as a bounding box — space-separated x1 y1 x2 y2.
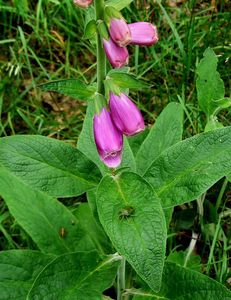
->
83 19 97 39
105 0 134 11
204 116 224 132
0 167 95 254
97 172 167 292
78 101 136 174
128 129 149 156
108 72 150 90
73 203 113 255
144 126 231 208
0 250 55 300
132 262 231 299
27 251 122 300
136 102 184 175
38 79 96 101
196 47 225 116
0 135 101 197
167 251 202 272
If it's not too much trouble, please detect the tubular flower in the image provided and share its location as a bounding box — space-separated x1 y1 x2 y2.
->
109 18 131 47
93 108 123 168
103 38 129 68
73 0 93 8
109 92 145 136
128 22 158 46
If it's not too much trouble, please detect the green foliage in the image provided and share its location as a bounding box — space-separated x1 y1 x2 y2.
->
0 167 95 254
27 251 121 300
107 72 151 90
144 126 231 207
136 102 184 175
97 172 167 292
0 135 101 197
196 48 226 117
0 250 55 300
73 203 113 254
38 79 96 102
83 20 97 40
132 262 231 299
105 0 134 11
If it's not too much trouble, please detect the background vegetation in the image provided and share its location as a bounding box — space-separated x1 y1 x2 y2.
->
0 0 230 291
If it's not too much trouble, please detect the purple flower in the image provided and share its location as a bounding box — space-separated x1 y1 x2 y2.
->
103 38 129 68
93 108 123 168
109 18 131 47
109 92 145 136
73 0 93 8
128 22 158 46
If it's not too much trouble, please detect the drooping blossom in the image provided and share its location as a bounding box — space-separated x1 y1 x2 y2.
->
103 38 129 68
128 22 158 46
109 92 145 136
109 18 131 47
73 0 93 8
93 108 123 168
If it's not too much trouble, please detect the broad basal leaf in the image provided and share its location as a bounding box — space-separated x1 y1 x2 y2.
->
196 47 225 116
0 250 54 300
0 167 95 255
132 262 231 299
144 126 231 208
38 79 96 101
27 251 121 300
105 0 134 11
78 101 136 174
136 102 184 175
0 135 101 197
97 172 167 292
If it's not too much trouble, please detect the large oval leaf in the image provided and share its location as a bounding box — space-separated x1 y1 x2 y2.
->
96 172 167 292
132 262 231 299
144 126 231 208
0 167 95 255
0 250 54 300
27 251 122 300
136 102 183 175
0 135 101 197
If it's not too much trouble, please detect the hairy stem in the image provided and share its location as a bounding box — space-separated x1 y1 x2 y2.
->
95 0 106 94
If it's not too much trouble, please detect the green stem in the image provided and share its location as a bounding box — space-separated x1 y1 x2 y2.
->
95 0 106 95
117 257 126 300
215 177 228 212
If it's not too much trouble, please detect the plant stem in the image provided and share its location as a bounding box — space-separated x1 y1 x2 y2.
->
95 0 106 95
117 257 126 300
215 177 228 212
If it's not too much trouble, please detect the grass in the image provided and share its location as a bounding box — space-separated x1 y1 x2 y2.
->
0 0 230 289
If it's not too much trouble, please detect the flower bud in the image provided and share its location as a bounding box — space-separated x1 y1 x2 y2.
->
128 22 158 46
73 0 93 8
103 38 129 68
109 18 131 47
109 92 145 136
93 108 123 168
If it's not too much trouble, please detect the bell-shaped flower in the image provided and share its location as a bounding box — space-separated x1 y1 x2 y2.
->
109 18 131 47
128 22 158 46
109 92 145 136
73 0 93 8
93 108 123 168
103 38 129 68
